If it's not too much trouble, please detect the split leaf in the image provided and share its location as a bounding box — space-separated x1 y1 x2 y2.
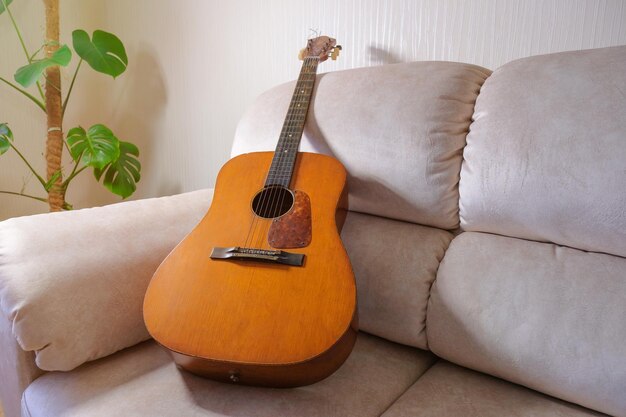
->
94 141 140 199
72 29 128 78
67 124 120 170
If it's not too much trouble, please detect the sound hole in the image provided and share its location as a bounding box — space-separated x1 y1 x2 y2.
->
252 185 294 219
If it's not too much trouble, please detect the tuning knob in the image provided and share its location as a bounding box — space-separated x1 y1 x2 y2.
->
331 45 342 60
298 48 306 61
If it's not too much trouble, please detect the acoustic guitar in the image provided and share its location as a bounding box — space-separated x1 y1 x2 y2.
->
143 36 357 387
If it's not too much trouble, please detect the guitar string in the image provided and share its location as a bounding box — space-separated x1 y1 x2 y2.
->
244 56 318 250
248 58 309 281
247 58 307 249
243 56 308 249
250 56 310 250
261 56 318 249
258 57 317 248
257 57 319 250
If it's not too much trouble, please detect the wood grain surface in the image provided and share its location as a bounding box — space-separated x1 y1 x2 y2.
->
144 151 357 386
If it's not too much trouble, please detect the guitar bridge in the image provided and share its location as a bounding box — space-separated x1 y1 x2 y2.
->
210 246 305 266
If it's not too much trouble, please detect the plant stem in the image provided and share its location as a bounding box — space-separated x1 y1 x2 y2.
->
62 59 82 118
0 0 46 102
0 76 47 112
9 142 47 188
62 151 83 187
29 44 46 61
0 190 48 203
1 0 30 63
35 81 45 101
62 165 87 187
43 74 62 93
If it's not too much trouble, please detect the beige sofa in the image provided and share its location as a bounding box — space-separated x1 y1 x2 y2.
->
1 45 624 417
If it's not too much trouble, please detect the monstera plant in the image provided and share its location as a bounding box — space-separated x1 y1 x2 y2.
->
0 0 141 211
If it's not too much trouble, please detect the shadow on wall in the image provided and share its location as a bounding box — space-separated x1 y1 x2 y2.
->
113 45 177 197
368 44 403 65
74 44 173 208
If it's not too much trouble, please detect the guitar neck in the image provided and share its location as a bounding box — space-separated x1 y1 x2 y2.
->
265 57 320 188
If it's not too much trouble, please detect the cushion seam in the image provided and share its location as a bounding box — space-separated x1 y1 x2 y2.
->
21 391 33 417
377 358 440 417
422 234 456 351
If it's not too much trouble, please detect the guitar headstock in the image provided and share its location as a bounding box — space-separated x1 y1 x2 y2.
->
298 36 342 62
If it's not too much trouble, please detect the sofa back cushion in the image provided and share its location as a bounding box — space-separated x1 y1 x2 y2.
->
233 61 490 229
460 46 626 256
342 212 452 350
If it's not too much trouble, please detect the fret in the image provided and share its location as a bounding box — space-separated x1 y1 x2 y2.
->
265 56 320 188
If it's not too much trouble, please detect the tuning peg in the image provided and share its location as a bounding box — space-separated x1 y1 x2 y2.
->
298 48 306 61
330 45 342 60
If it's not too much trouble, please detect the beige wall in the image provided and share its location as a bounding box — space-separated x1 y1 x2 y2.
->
1 0 625 220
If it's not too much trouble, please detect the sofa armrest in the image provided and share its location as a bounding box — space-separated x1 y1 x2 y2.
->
0 189 212 380
0 314 43 417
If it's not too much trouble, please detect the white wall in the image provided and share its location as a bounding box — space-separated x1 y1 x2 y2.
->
1 0 625 220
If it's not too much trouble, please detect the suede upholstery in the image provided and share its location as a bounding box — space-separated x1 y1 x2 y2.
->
232 61 491 229
0 315 42 417
0 193 447 376
427 232 626 416
382 362 606 417
460 46 626 257
342 212 452 349
21 333 436 417
0 189 213 372
0 47 625 417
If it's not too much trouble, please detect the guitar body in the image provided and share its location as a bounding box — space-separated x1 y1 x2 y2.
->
143 151 358 387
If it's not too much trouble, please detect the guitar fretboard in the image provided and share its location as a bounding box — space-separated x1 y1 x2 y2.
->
265 57 320 187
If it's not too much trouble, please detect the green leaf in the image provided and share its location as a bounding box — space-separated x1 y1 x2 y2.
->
0 0 14 15
94 141 141 199
14 45 72 87
72 29 128 78
0 123 14 155
67 124 120 170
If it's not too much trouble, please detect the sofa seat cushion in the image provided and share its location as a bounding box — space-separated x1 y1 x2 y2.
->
382 362 605 417
22 332 436 417
427 232 626 416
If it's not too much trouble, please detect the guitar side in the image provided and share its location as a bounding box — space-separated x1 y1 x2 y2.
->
143 151 358 387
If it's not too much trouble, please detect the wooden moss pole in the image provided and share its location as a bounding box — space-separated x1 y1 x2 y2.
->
44 0 64 211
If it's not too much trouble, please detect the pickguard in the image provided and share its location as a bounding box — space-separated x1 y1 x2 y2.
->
268 190 312 249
